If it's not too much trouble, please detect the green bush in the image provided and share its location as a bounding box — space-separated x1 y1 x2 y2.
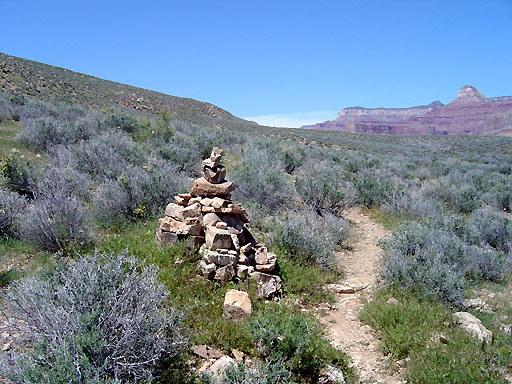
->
0 250 187 384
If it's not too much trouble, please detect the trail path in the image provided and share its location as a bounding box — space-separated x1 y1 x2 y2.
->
319 208 403 384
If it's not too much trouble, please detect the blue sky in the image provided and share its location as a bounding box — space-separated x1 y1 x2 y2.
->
1 1 511 127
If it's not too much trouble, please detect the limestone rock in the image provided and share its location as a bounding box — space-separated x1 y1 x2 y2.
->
203 212 221 227
232 349 244 362
158 217 202 236
191 345 224 360
165 203 184 219
174 195 188 206
216 264 235 283
205 226 233 250
206 251 236 266
252 272 281 299
240 243 253 254
453 312 493 343
207 356 235 380
190 177 235 197
178 202 202 221
223 289 252 319
319 364 346 384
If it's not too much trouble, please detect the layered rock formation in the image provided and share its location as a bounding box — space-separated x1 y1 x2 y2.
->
156 147 281 299
304 86 512 135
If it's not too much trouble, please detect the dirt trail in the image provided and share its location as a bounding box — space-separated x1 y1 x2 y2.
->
320 208 403 384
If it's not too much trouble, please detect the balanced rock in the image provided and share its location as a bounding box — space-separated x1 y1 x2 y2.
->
190 177 235 197
223 289 252 319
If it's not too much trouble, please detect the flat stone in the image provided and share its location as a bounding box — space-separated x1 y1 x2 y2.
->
215 222 228 229
224 289 252 320
178 202 202 221
158 217 202 236
207 356 235 381
453 312 493 343
178 193 192 200
206 251 236 266
205 226 233 250
191 177 235 197
200 197 214 207
201 206 247 214
203 212 221 227
211 197 229 209
191 345 224 360
252 272 282 299
155 230 178 246
165 203 184 219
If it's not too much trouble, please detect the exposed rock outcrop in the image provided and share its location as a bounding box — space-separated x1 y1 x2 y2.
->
304 86 512 135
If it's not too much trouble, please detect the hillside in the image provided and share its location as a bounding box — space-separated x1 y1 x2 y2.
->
0 52 256 129
304 85 512 135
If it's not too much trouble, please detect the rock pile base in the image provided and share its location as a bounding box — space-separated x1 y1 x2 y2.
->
156 147 281 299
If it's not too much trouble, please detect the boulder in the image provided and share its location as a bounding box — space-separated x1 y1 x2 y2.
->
206 251 236 266
252 272 282 299
190 177 235 197
216 264 235 283
207 356 235 380
205 226 233 250
223 289 252 319
452 312 493 343
155 230 178 246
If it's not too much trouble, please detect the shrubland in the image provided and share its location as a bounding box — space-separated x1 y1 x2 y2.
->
0 83 512 383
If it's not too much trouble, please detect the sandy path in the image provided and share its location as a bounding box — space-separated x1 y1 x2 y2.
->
319 208 403 384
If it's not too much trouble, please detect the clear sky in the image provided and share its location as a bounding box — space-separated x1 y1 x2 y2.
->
1 1 511 127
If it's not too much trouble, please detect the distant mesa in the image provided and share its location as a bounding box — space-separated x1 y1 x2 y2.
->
302 86 512 136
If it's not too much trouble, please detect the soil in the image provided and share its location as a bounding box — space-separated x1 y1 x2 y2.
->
319 207 404 384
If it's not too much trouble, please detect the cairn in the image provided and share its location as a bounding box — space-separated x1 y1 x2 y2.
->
156 147 281 299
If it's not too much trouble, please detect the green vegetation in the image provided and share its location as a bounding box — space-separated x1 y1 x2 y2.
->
1 54 512 382
361 289 512 383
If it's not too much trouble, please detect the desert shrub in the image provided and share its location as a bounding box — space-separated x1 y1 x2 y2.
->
0 250 187 384
36 165 92 200
381 221 511 303
0 268 20 287
217 359 292 384
269 209 348 269
352 173 394 208
465 209 512 253
0 156 35 197
295 160 345 213
93 159 189 225
231 145 293 210
101 112 147 134
19 191 91 252
71 130 143 178
0 190 27 237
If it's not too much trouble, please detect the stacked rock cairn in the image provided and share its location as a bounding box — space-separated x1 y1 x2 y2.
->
156 147 281 299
